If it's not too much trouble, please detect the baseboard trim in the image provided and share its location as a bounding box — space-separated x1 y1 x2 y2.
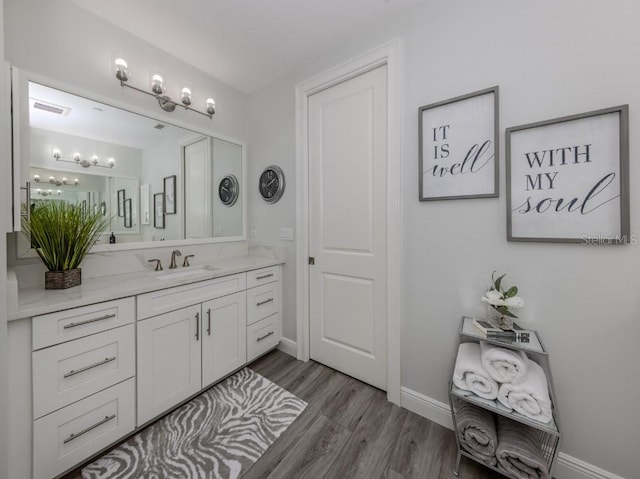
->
277 337 297 357
400 387 623 479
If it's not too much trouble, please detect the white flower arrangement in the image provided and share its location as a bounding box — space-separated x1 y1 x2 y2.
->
481 271 524 319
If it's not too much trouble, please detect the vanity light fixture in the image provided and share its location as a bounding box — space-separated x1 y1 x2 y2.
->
34 173 78 187
114 58 216 119
53 149 115 169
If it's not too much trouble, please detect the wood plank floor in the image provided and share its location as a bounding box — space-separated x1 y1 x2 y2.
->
63 349 503 479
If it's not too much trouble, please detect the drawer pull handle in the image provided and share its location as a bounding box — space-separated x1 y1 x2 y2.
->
256 273 274 280
195 312 200 341
207 309 212 336
63 314 116 329
257 331 274 342
256 298 274 307
63 356 117 378
63 414 116 444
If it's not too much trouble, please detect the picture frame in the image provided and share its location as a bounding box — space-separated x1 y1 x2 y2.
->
117 189 125 217
163 175 176 214
124 198 132 228
154 192 165 229
419 86 499 201
506 105 629 244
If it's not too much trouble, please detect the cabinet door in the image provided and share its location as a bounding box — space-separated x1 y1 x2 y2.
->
202 291 247 388
137 305 202 426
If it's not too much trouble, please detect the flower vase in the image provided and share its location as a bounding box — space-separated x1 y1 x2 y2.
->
486 304 514 330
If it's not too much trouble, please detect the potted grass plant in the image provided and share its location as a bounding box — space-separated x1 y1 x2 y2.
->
22 201 109 289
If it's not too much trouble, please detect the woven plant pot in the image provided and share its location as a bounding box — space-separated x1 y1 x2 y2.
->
45 268 81 290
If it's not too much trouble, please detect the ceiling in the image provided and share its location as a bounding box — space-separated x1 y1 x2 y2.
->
67 0 426 94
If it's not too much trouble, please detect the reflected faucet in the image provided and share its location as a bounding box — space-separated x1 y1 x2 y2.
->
169 249 182 269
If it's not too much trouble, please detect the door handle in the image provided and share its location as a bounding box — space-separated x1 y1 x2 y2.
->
63 414 116 444
256 298 274 307
63 314 116 329
195 312 200 341
63 356 117 378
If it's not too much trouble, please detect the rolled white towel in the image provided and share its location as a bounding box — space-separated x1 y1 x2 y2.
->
497 360 552 424
480 341 529 384
453 342 499 400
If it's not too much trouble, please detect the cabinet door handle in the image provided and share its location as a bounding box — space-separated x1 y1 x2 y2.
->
195 312 200 341
63 314 116 329
63 356 117 378
256 273 274 280
63 414 116 444
207 309 211 336
257 331 274 342
256 298 274 307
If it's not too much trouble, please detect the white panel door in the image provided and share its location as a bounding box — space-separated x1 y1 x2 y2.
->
184 137 212 238
308 65 388 389
201 291 247 388
137 304 201 425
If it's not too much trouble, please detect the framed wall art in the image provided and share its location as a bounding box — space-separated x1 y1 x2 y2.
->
419 86 499 200
124 198 132 228
163 175 176 214
506 105 629 244
154 192 165 229
117 189 125 217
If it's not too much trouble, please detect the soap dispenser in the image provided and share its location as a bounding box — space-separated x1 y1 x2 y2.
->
109 232 116 244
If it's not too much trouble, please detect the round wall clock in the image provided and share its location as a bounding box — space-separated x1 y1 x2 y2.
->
218 174 239 206
259 165 285 203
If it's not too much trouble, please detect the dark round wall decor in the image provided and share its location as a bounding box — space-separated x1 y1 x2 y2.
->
259 165 285 203
218 174 240 206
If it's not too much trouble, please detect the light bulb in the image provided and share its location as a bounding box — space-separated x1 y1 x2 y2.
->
74 178 79 185
62 178 68 185
33 174 40 182
206 98 215 116
57 190 62 196
115 58 129 81
92 155 99 165
52 148 61 159
151 74 164 95
48 176 55 183
107 158 115 167
73 153 81 163
181 87 192 106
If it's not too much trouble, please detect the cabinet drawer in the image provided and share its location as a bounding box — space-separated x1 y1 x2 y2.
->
33 324 135 419
247 281 281 326
32 297 135 350
33 378 135 479
137 273 246 320
247 313 281 362
246 265 281 289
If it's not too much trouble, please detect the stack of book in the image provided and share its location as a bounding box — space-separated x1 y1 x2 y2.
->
472 318 530 341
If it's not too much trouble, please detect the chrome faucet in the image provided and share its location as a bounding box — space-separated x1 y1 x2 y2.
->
169 249 182 269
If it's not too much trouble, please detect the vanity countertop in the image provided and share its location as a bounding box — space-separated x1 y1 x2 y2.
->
9 255 283 321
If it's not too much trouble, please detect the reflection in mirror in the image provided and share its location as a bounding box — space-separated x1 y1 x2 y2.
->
20 79 244 256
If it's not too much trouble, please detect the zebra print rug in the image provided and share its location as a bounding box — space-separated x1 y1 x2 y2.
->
81 368 307 479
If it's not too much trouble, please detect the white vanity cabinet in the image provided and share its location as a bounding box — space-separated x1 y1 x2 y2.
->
30 298 136 479
246 266 282 362
201 291 247 388
136 304 202 426
136 273 249 426
10 262 283 479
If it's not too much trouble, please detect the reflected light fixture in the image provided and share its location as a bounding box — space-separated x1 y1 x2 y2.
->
34 173 78 186
53 148 115 169
114 58 215 119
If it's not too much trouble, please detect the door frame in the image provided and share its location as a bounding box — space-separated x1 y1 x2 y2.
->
295 40 402 405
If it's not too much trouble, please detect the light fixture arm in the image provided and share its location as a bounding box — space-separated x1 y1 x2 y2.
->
116 76 215 119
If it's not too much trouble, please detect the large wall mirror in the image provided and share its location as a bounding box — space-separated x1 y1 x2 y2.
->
15 72 245 257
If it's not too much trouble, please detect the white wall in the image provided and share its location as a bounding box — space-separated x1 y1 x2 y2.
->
248 1 640 477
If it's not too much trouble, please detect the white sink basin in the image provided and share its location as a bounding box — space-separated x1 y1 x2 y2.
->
154 268 211 280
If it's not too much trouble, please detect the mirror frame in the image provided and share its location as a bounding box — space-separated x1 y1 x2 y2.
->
12 68 247 258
